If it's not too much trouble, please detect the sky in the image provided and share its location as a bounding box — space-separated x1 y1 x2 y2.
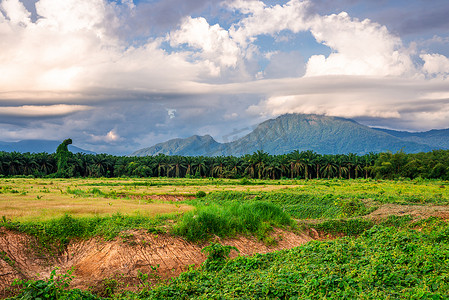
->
1 0 449 155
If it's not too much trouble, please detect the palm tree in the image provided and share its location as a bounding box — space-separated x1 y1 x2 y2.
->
169 156 187 178
224 156 242 178
211 156 227 178
5 152 23 176
312 153 324 179
321 155 338 179
300 150 315 180
192 156 207 177
252 150 269 179
353 156 364 179
335 154 349 179
242 154 255 178
21 153 38 175
346 153 357 179
288 150 302 179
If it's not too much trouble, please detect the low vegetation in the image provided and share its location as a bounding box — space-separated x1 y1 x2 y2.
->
141 221 449 299
1 176 448 299
173 201 294 242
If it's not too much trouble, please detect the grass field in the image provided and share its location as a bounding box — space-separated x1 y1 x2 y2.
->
1 177 449 299
1 177 448 222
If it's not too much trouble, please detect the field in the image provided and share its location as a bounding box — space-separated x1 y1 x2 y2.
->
1 177 449 299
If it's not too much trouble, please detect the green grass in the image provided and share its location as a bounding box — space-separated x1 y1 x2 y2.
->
1 213 168 253
138 223 449 299
190 191 369 219
172 201 294 242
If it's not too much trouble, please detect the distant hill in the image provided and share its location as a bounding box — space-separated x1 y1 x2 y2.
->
372 128 449 150
0 140 95 154
131 114 434 156
131 135 221 157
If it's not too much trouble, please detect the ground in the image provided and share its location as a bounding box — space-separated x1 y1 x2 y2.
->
0 177 448 298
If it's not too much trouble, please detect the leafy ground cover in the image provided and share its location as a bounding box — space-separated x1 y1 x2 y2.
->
138 221 449 300
1 177 449 299
9 219 449 299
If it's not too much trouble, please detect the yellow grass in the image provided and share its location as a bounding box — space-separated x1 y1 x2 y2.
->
0 178 199 222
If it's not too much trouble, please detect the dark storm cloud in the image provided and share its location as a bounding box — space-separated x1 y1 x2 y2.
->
309 0 449 36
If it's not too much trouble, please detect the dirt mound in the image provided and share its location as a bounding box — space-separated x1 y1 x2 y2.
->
366 204 449 220
0 228 61 298
0 228 312 297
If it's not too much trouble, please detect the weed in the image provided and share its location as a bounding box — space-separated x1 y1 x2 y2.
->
201 242 239 271
173 201 293 242
195 190 207 198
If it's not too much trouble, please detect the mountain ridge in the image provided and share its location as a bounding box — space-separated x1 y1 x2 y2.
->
131 114 445 157
0 140 95 154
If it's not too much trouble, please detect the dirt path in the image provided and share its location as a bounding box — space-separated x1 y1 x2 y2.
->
0 228 312 297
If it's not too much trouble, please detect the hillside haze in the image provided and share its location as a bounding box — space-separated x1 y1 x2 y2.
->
0 140 95 154
131 114 437 156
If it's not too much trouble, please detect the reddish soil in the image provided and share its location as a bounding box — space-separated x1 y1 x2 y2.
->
0 228 312 297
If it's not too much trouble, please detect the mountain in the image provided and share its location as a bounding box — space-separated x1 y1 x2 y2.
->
372 128 449 150
0 140 95 154
131 135 221 156
131 114 434 157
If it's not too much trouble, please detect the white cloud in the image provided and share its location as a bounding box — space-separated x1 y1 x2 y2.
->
88 129 122 143
420 53 449 76
0 104 91 116
0 0 31 24
305 12 415 76
0 0 212 96
167 108 176 119
226 0 415 77
169 16 241 73
1 0 449 153
228 0 310 47
244 76 449 130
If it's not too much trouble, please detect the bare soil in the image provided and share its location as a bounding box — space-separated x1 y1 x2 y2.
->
0 228 312 297
365 204 449 220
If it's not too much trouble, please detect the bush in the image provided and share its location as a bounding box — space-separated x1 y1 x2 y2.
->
195 191 207 198
201 243 239 271
173 201 293 242
337 198 367 217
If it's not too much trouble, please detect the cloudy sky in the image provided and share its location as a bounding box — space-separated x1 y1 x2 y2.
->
1 0 449 154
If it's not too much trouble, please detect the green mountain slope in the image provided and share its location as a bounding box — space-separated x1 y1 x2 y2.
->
373 128 449 150
131 135 221 156
131 114 432 156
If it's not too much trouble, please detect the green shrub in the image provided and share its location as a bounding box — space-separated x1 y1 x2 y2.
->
195 190 207 198
336 198 368 217
12 269 100 300
201 243 239 271
173 201 293 242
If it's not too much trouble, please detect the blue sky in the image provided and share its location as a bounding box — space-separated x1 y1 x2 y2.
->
0 0 449 154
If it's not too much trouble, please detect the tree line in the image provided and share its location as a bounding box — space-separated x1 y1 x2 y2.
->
0 149 448 180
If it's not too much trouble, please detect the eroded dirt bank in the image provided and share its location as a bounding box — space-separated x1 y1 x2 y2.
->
0 228 312 297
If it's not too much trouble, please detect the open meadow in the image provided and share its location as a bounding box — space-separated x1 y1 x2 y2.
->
1 177 449 299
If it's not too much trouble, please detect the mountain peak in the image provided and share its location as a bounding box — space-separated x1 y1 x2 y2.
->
131 113 440 157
